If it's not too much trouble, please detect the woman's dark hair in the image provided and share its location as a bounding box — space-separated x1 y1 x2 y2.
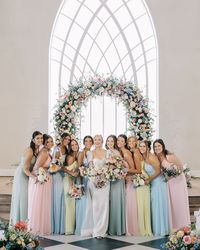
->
117 134 128 149
153 139 170 157
43 134 53 145
30 131 42 155
105 135 119 150
83 135 94 145
61 132 71 154
68 139 79 158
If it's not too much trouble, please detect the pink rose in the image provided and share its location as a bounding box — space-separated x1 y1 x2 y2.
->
183 235 191 245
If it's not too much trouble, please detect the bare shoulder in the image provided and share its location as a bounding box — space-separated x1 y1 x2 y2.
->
124 149 132 158
23 147 33 157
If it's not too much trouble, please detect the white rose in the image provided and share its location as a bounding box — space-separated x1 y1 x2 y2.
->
139 179 145 186
130 101 136 108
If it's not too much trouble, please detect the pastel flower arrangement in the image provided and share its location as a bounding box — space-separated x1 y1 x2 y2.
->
53 75 154 140
132 173 147 187
162 164 182 182
37 167 48 184
105 155 127 181
0 221 42 249
163 226 200 249
87 161 110 189
68 184 84 199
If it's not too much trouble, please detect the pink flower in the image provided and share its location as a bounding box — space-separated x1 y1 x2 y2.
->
183 235 191 245
183 226 191 234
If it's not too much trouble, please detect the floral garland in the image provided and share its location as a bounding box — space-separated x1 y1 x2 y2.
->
54 75 154 140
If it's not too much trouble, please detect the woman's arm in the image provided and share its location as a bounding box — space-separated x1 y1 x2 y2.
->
62 155 78 177
167 153 183 170
124 151 140 174
133 152 142 174
77 151 84 167
23 148 35 177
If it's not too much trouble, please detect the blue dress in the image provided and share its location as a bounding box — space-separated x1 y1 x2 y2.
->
144 163 170 236
75 156 89 235
51 147 65 234
10 156 36 224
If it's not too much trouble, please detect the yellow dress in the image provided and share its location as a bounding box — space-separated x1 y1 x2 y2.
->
136 161 152 236
63 161 78 234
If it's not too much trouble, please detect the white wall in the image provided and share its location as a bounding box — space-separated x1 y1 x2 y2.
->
0 0 199 171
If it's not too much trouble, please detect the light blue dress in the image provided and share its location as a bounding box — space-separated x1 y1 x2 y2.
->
10 156 36 224
144 162 170 236
51 147 65 234
75 156 89 235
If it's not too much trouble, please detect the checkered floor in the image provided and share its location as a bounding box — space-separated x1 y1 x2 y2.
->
39 235 168 250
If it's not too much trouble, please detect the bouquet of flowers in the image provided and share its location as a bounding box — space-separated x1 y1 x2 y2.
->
132 173 146 187
68 184 84 199
105 155 127 181
87 162 109 189
37 167 48 184
162 225 200 250
48 163 61 174
0 221 42 250
162 164 182 182
183 164 192 188
79 166 88 176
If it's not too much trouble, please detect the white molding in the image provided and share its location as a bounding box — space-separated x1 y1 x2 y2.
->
191 170 200 177
0 168 16 176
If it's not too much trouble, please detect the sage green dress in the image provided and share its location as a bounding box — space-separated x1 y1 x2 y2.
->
107 149 126 235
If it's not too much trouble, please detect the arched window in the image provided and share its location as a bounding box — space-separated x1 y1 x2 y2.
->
49 0 158 140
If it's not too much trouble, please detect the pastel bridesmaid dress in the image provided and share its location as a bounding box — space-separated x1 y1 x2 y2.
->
75 156 89 235
145 163 170 236
51 146 65 234
162 154 190 231
63 161 77 235
28 153 52 235
125 175 139 235
108 149 126 236
136 162 152 236
10 156 36 224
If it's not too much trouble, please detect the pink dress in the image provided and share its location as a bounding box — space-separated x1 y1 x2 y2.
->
28 151 52 235
162 154 190 231
126 174 139 235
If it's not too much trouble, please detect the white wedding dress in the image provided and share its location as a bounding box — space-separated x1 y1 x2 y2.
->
81 153 110 237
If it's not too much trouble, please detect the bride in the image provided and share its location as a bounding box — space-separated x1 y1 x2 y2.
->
81 134 110 239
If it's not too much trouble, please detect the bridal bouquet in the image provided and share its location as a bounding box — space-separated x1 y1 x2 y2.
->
105 155 127 181
87 162 109 189
48 163 61 174
162 225 200 250
68 184 84 199
0 221 42 249
162 164 182 181
37 167 48 184
132 173 146 187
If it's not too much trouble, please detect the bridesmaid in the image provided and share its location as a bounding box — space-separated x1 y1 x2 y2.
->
117 134 140 236
28 134 54 235
51 133 71 234
106 135 126 236
63 139 79 235
140 140 170 236
10 131 43 224
153 139 190 231
82 135 110 239
137 141 152 236
75 135 94 235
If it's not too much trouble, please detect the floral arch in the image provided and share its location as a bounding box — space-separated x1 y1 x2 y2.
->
54 75 154 141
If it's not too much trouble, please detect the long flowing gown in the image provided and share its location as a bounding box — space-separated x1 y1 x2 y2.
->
75 156 89 235
81 153 110 238
126 175 139 236
162 154 190 231
136 162 152 236
51 147 65 234
63 161 77 235
28 153 52 235
10 156 36 224
108 149 126 236
145 163 170 236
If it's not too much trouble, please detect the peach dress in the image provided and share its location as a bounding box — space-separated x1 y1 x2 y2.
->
28 152 52 235
162 154 190 231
